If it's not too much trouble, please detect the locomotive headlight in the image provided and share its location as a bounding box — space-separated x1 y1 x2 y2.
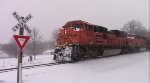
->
56 47 59 49
65 30 67 34
55 43 57 45
66 42 68 44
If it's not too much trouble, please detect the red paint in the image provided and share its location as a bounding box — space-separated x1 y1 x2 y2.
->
13 35 30 50
56 20 147 47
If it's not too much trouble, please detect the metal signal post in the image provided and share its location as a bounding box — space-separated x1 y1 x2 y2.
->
17 27 24 83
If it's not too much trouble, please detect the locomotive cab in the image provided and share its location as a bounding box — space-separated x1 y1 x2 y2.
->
56 20 84 46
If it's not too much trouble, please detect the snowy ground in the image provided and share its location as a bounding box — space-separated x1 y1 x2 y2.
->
0 55 54 69
0 52 149 83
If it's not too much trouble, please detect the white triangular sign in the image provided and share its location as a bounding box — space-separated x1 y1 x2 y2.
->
18 38 26 45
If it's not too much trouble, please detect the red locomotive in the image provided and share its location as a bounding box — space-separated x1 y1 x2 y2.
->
53 20 148 62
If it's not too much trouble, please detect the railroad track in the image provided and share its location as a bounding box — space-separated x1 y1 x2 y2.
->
0 62 66 73
1 51 146 73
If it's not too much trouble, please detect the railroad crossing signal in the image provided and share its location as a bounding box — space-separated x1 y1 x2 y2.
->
13 35 30 51
12 12 32 33
11 11 32 83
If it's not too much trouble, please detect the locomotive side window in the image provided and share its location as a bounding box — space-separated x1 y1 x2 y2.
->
94 26 108 33
94 26 99 32
86 25 92 30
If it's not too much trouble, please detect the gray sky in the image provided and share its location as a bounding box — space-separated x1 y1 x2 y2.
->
0 0 149 44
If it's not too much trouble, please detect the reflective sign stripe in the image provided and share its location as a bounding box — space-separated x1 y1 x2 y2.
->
12 12 21 22
23 14 32 23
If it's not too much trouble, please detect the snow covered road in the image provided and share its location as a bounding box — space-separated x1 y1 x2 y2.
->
0 52 149 83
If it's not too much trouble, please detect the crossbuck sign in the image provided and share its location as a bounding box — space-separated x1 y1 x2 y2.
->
12 12 32 33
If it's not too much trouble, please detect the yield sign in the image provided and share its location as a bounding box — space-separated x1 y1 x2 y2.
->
13 35 30 50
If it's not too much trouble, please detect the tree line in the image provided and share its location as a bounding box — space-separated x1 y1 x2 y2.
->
0 27 55 61
121 20 149 40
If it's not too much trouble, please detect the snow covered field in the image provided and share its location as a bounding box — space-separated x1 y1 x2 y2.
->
0 55 54 69
0 52 149 83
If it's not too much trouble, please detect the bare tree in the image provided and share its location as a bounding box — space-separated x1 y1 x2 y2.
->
48 28 60 49
122 20 147 37
26 27 43 60
1 39 19 58
51 28 60 42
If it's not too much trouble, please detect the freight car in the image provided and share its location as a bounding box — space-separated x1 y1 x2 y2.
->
53 20 148 62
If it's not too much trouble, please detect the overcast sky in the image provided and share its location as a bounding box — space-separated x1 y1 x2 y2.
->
0 0 149 44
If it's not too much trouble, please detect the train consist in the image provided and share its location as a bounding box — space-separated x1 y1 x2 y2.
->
53 20 148 62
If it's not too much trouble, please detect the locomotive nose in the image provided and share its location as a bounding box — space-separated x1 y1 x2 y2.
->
56 28 79 46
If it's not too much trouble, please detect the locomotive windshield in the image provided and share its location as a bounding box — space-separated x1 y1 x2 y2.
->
72 24 83 31
73 24 83 28
63 23 83 31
